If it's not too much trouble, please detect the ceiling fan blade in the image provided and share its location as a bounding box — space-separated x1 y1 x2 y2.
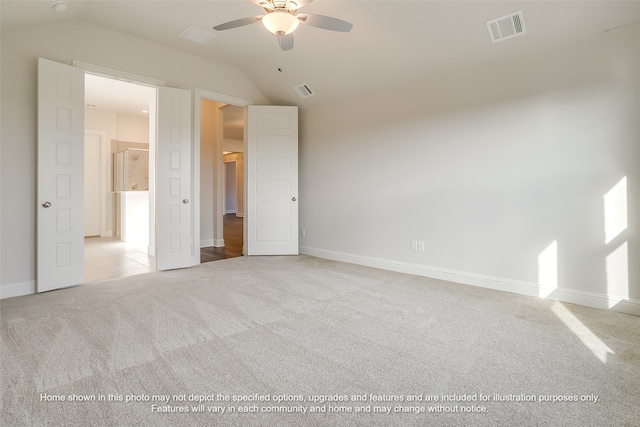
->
298 13 353 32
278 33 294 51
213 16 262 31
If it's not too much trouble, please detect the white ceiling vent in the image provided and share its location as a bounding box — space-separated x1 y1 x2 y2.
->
179 26 216 44
293 83 315 99
487 10 526 43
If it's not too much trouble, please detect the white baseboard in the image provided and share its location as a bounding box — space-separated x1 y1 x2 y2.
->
200 239 214 248
225 210 237 215
201 239 225 248
300 246 640 317
0 280 36 299
4 248 637 317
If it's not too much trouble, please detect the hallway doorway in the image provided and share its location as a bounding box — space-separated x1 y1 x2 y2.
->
200 215 243 262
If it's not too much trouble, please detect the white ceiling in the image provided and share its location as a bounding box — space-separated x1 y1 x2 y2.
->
2 0 640 111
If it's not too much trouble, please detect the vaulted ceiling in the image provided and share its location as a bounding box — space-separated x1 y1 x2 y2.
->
3 1 640 110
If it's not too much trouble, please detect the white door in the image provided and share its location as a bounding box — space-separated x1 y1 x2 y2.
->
84 132 101 237
37 58 85 292
155 86 192 270
246 105 298 255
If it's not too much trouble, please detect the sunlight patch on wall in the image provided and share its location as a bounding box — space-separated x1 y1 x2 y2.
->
551 302 614 364
606 242 629 308
603 176 629 308
538 240 558 298
603 176 627 244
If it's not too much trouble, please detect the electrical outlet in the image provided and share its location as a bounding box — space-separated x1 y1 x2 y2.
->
411 240 418 251
299 228 306 237
418 241 425 252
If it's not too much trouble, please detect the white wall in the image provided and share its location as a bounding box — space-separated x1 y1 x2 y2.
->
0 19 269 294
299 25 640 315
225 161 238 214
85 109 150 237
224 152 244 217
85 109 118 144
84 110 148 145
116 114 149 143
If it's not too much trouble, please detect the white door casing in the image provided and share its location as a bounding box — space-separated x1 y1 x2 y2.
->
225 161 238 214
156 86 192 270
246 105 299 255
37 58 85 292
192 89 253 263
84 132 101 237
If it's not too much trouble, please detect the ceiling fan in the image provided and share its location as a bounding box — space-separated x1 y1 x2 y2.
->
213 0 353 51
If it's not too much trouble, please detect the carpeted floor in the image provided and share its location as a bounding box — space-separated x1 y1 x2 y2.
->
1 255 639 426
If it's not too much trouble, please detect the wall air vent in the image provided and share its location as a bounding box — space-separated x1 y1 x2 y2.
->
293 83 315 99
487 10 526 43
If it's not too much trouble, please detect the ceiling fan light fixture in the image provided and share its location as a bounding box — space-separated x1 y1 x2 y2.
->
262 10 299 35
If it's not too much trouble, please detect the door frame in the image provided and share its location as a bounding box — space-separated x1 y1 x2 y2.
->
84 130 109 237
74 61 163 259
223 159 238 215
193 89 252 264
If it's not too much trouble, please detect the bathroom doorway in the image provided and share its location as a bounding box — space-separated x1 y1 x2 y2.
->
83 73 157 283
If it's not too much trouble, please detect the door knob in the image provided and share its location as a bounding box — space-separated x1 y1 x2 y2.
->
292 197 297 202
183 199 189 204
42 201 52 208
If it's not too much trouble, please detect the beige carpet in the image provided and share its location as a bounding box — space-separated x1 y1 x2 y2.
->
1 255 639 426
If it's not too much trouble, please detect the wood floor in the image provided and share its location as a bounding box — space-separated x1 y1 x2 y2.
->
200 214 243 263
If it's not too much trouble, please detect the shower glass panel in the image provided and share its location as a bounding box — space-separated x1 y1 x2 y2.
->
113 148 149 191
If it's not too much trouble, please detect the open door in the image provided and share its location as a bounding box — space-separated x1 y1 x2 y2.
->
155 86 193 270
246 105 298 255
37 58 85 292
37 58 193 293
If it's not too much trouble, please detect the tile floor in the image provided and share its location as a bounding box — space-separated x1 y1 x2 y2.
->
84 237 155 283
84 214 243 283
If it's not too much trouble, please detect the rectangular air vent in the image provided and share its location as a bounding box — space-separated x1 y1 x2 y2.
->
179 26 215 44
487 10 526 43
293 83 314 99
